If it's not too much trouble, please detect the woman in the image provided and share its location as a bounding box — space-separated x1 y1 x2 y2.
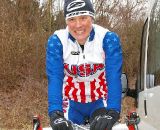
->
46 0 123 130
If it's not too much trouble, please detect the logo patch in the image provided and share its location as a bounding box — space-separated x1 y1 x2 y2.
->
67 0 85 12
71 51 80 55
54 118 69 126
64 63 105 77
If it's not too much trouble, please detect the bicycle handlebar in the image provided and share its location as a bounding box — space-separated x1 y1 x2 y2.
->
42 123 129 130
42 125 89 130
33 117 129 130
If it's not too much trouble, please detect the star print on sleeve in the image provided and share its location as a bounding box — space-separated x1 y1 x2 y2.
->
103 32 122 57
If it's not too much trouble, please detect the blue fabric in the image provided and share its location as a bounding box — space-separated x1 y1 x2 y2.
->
46 34 64 115
103 32 123 112
68 99 105 124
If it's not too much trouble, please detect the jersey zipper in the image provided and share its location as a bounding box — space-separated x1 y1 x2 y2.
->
82 49 85 59
82 45 86 78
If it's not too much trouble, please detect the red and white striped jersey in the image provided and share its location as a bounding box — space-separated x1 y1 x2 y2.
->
54 24 109 103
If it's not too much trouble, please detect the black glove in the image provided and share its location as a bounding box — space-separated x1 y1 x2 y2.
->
90 108 120 130
50 111 73 130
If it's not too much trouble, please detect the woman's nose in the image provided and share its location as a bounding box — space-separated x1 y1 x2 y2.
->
75 19 82 28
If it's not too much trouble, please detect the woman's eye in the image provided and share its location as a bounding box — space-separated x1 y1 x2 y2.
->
68 18 75 22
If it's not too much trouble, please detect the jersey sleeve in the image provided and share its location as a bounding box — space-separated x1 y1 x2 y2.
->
103 32 123 112
46 34 64 116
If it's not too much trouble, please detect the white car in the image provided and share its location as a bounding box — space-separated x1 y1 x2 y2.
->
135 0 160 129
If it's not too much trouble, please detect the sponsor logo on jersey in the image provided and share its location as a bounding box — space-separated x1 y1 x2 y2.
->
64 63 104 77
71 51 80 55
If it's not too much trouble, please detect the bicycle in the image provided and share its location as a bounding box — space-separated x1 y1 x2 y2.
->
33 111 140 130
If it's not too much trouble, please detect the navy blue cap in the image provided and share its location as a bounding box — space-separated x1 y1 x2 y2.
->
64 0 95 20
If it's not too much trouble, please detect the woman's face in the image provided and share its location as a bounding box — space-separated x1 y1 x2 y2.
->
66 15 93 45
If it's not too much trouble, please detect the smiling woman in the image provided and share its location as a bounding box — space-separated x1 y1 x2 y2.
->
46 0 123 130
66 16 93 44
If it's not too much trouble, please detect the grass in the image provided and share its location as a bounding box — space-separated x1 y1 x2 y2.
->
0 77 49 130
